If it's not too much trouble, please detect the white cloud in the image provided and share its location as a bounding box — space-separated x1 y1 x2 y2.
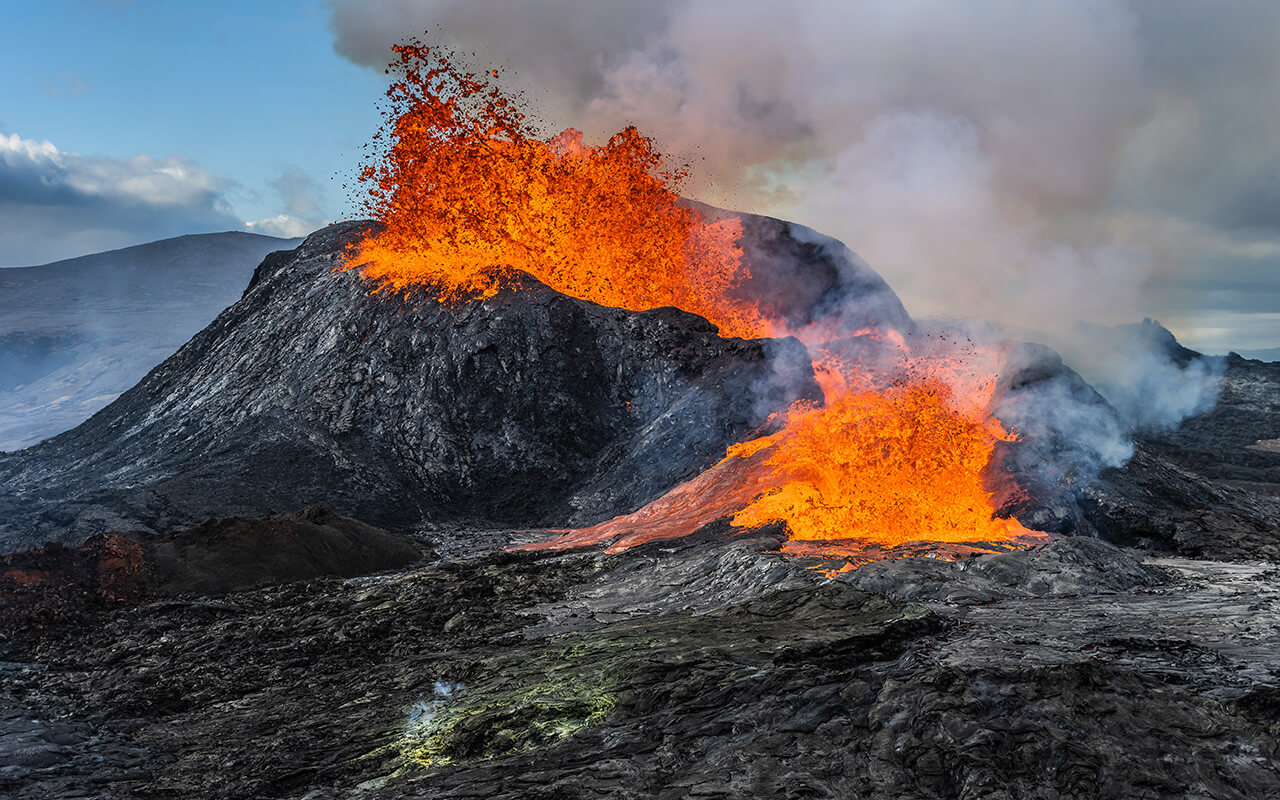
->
0 133 300 265
0 133 228 209
0 133 61 163
246 214 316 239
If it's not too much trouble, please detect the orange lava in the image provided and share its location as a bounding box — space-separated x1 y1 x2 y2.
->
513 439 780 555
342 42 768 339
729 358 1032 547
521 349 1036 558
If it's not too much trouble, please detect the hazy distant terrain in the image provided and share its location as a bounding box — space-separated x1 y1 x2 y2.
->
0 232 300 451
1237 346 1280 362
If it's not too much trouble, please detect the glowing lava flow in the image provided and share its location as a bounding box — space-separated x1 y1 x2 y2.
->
342 42 768 339
348 42 1042 561
729 351 1034 549
519 343 1041 559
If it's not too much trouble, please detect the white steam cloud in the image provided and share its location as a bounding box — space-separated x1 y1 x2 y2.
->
1051 320 1224 433
325 0 1155 326
328 0 1270 436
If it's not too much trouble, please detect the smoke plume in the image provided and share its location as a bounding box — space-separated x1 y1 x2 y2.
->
328 0 1271 435
1050 319 1224 433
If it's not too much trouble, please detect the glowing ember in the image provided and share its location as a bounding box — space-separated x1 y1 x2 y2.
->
342 42 768 339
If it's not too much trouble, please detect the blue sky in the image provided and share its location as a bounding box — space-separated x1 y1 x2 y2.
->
1 0 383 259
3 0 1279 356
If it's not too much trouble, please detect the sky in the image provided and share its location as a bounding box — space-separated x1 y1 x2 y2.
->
0 0 383 255
3 0 1279 356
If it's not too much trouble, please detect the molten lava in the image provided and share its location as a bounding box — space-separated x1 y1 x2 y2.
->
521 344 1037 558
351 41 1041 562
728 359 1031 547
343 42 767 339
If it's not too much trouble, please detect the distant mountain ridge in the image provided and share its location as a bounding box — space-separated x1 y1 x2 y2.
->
1234 346 1280 362
0 231 301 451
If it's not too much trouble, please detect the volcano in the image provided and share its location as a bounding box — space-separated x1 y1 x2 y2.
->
0 210 919 552
1 211 1274 564
8 42 1280 800
5 212 1280 799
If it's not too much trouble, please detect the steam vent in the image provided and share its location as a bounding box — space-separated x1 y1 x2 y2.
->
6 36 1280 800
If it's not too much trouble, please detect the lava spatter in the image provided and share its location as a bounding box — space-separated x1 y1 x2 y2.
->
342 42 768 339
727 361 1032 547
522 344 1038 559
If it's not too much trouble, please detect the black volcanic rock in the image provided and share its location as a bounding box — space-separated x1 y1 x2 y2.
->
1078 442 1280 560
842 537 1171 604
0 220 826 551
6 537 1280 799
136 505 428 596
1147 352 1280 486
0 507 426 644
991 341 1280 558
1080 339 1280 559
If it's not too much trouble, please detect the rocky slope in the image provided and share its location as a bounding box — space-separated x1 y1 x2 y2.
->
0 212 911 550
1078 344 1280 561
1150 352 1280 487
0 232 300 451
987 336 1280 560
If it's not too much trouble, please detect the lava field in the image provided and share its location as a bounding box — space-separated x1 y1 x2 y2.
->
1 216 1279 799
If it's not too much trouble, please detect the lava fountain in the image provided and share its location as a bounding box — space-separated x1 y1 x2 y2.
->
342 41 767 340
344 42 1042 562
520 337 1041 562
